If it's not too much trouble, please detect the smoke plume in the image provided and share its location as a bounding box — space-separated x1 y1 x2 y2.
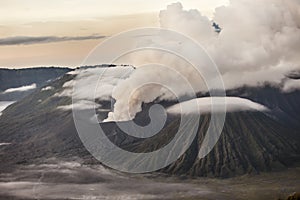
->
106 0 300 121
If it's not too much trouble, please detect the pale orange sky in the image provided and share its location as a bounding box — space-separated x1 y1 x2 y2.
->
0 0 229 68
0 13 159 68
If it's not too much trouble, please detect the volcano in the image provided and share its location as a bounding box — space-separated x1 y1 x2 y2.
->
0 66 299 178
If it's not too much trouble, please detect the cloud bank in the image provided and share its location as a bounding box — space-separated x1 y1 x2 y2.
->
0 35 106 46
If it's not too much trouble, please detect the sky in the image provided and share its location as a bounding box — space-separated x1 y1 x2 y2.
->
0 0 229 68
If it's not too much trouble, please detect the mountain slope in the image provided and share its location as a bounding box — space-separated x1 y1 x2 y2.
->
0 66 299 178
162 112 299 177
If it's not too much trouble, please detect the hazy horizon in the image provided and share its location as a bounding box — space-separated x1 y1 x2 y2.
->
0 0 228 69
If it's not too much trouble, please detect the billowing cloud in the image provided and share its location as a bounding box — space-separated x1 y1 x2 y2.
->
105 0 300 121
0 35 106 46
158 1 300 88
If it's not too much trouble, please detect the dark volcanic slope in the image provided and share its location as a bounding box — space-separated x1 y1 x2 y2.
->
0 71 299 177
0 73 93 171
0 67 71 101
106 112 299 178
0 67 71 91
162 112 299 177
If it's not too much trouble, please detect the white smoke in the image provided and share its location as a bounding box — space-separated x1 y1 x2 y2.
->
57 66 134 101
106 0 300 121
159 3 216 43
106 63 207 121
158 1 300 88
211 0 300 88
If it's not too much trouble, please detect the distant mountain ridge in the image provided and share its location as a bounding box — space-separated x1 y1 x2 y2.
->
0 67 71 91
0 67 71 101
